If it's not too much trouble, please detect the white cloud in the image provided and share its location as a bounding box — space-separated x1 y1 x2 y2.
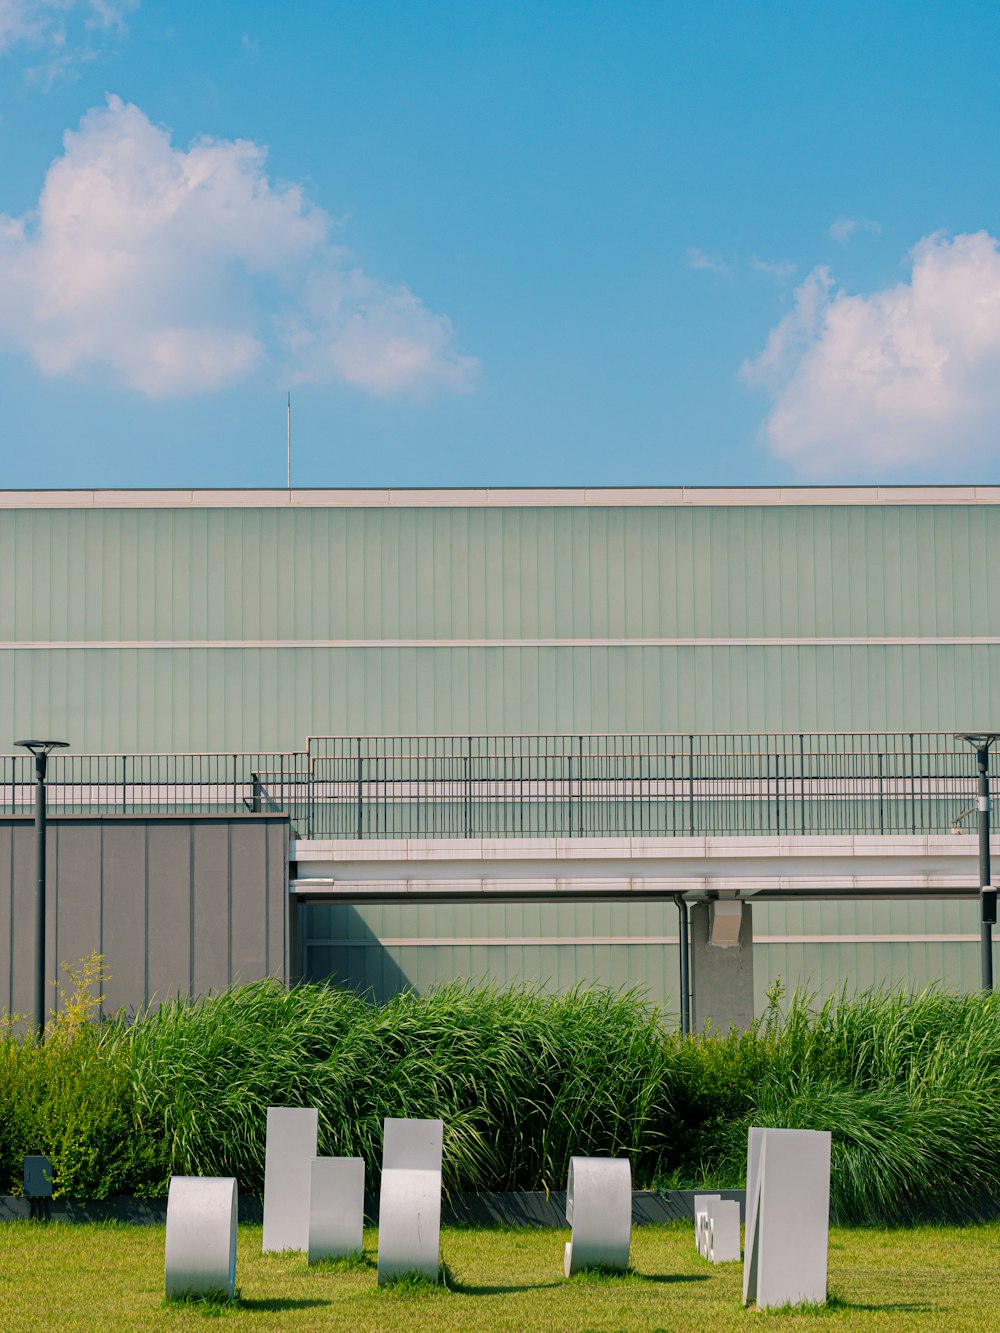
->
741 231 1000 477
751 256 797 281
0 96 479 398
0 0 135 74
829 217 881 245
687 247 732 277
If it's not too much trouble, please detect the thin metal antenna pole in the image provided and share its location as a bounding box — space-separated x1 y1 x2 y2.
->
286 392 291 491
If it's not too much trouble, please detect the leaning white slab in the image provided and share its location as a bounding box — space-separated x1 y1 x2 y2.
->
693 1192 722 1258
707 1198 741 1263
563 1156 632 1277
741 1127 765 1301
377 1117 444 1285
308 1157 365 1265
743 1127 832 1309
262 1106 319 1253
165 1176 238 1301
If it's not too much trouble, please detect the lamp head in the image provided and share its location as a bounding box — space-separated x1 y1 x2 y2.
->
956 733 1000 751
14 740 69 757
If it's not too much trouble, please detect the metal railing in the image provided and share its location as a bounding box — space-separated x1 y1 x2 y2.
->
0 733 984 839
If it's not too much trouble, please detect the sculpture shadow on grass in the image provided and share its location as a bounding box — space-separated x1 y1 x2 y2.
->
235 1297 332 1313
572 1269 712 1287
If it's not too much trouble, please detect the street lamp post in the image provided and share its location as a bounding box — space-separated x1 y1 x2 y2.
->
957 734 999 992
14 740 68 1040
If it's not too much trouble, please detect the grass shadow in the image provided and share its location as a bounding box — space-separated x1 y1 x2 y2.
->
448 1278 564 1295
571 1267 711 1287
237 1297 331 1313
754 1293 935 1317
164 1291 330 1317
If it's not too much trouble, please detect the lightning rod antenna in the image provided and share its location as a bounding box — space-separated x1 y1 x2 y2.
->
286 392 291 491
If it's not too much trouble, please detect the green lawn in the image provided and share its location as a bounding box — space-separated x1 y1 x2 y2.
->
2 1220 1000 1332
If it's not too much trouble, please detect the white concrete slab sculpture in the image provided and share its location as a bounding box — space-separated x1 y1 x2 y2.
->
376 1117 444 1285
164 1176 238 1301
307 1156 365 1265
743 1127 832 1309
563 1156 632 1277
693 1192 721 1257
706 1198 741 1263
262 1106 319 1253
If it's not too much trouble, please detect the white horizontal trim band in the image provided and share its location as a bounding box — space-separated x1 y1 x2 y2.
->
304 931 996 948
1 485 999 509
3 636 1000 651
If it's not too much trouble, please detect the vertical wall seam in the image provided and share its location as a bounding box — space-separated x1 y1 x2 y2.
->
188 821 195 998
263 821 270 976
7 823 14 1015
98 820 105 1021
227 820 233 986
52 823 58 1016
143 823 149 1007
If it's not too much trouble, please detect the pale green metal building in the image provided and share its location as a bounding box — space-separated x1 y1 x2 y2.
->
2 484 997 1012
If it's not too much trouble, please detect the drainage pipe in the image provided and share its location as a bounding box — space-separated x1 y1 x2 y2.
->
673 895 691 1036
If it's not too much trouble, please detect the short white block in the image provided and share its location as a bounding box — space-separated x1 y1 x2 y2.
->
743 1127 832 1309
693 1193 721 1257
382 1116 443 1172
262 1106 319 1253
165 1176 238 1301
308 1157 365 1265
707 1198 741 1263
563 1156 632 1277
377 1118 444 1285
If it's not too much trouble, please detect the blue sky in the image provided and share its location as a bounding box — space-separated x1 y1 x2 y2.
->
2 1 1000 487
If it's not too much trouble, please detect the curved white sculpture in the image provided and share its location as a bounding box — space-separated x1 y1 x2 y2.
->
164 1176 238 1301
743 1127 831 1309
563 1156 632 1277
308 1156 365 1264
376 1117 443 1285
263 1106 319 1253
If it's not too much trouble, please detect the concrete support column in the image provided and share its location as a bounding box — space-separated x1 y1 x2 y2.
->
690 900 755 1033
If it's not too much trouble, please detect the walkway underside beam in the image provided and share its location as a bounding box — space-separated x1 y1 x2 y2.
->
290 833 994 904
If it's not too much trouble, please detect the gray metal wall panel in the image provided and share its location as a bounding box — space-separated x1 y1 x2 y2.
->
0 824 12 1015
146 822 194 1004
52 821 103 1011
99 822 147 1018
191 824 232 995
0 816 289 1020
10 824 35 1019
230 821 267 985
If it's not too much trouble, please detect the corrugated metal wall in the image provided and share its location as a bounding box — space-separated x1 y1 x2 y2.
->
4 502 1000 750
301 897 987 1014
3 497 997 1010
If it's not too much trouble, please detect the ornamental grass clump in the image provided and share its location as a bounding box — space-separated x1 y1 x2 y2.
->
111 979 680 1194
717 986 1000 1222
4 969 1000 1224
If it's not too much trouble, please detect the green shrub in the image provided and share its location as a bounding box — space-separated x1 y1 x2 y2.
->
2 972 999 1222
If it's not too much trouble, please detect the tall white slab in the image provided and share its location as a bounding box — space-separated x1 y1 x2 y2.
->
741 1127 765 1302
165 1176 238 1301
377 1117 444 1285
308 1157 365 1264
262 1106 319 1253
563 1156 632 1277
693 1193 721 1258
743 1127 832 1309
707 1198 741 1263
